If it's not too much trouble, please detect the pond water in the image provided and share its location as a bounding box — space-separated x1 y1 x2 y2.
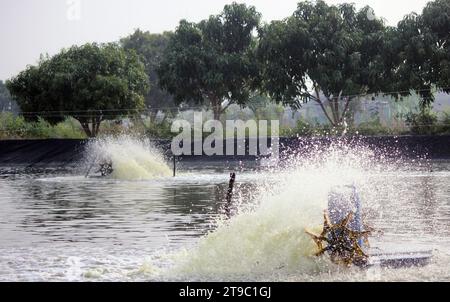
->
0 151 450 281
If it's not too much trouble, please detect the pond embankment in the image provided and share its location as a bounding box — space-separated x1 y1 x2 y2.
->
0 136 449 166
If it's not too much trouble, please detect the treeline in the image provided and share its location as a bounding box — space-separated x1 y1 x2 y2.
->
4 0 450 137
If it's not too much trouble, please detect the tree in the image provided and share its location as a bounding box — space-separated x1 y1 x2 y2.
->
7 43 149 137
157 2 261 120
257 0 390 127
0 80 19 113
423 0 450 94
392 0 450 108
121 30 176 118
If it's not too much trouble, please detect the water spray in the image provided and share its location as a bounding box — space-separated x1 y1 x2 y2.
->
306 184 432 268
84 154 98 178
83 136 171 180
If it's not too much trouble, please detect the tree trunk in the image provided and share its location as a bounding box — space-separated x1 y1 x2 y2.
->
209 95 222 120
340 96 352 124
312 85 354 129
77 117 102 138
91 116 101 137
327 97 339 126
313 85 336 126
324 95 352 127
80 122 92 137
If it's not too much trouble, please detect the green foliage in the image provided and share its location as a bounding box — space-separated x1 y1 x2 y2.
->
405 109 439 135
6 43 149 137
391 0 450 107
0 112 28 138
158 2 261 119
50 118 86 138
257 0 389 127
403 109 450 135
0 112 85 139
439 110 450 134
420 0 450 96
144 119 173 139
281 119 313 137
353 118 394 136
392 14 437 106
121 30 176 113
95 115 174 139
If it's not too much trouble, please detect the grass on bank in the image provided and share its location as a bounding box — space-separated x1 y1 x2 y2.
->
0 113 86 139
1 110 450 140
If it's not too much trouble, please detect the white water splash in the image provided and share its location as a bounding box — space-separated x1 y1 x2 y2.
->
167 143 385 278
85 135 171 180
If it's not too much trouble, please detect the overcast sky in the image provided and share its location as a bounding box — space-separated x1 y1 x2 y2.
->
0 0 431 81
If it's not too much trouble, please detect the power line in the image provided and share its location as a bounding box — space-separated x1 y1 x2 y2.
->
8 87 448 115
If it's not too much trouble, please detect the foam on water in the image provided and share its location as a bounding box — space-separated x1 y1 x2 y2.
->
167 143 386 278
85 135 171 180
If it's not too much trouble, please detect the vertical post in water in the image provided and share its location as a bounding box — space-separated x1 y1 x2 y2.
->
225 173 236 219
173 155 176 177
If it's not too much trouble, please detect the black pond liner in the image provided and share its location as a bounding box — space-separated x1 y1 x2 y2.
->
0 135 449 167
